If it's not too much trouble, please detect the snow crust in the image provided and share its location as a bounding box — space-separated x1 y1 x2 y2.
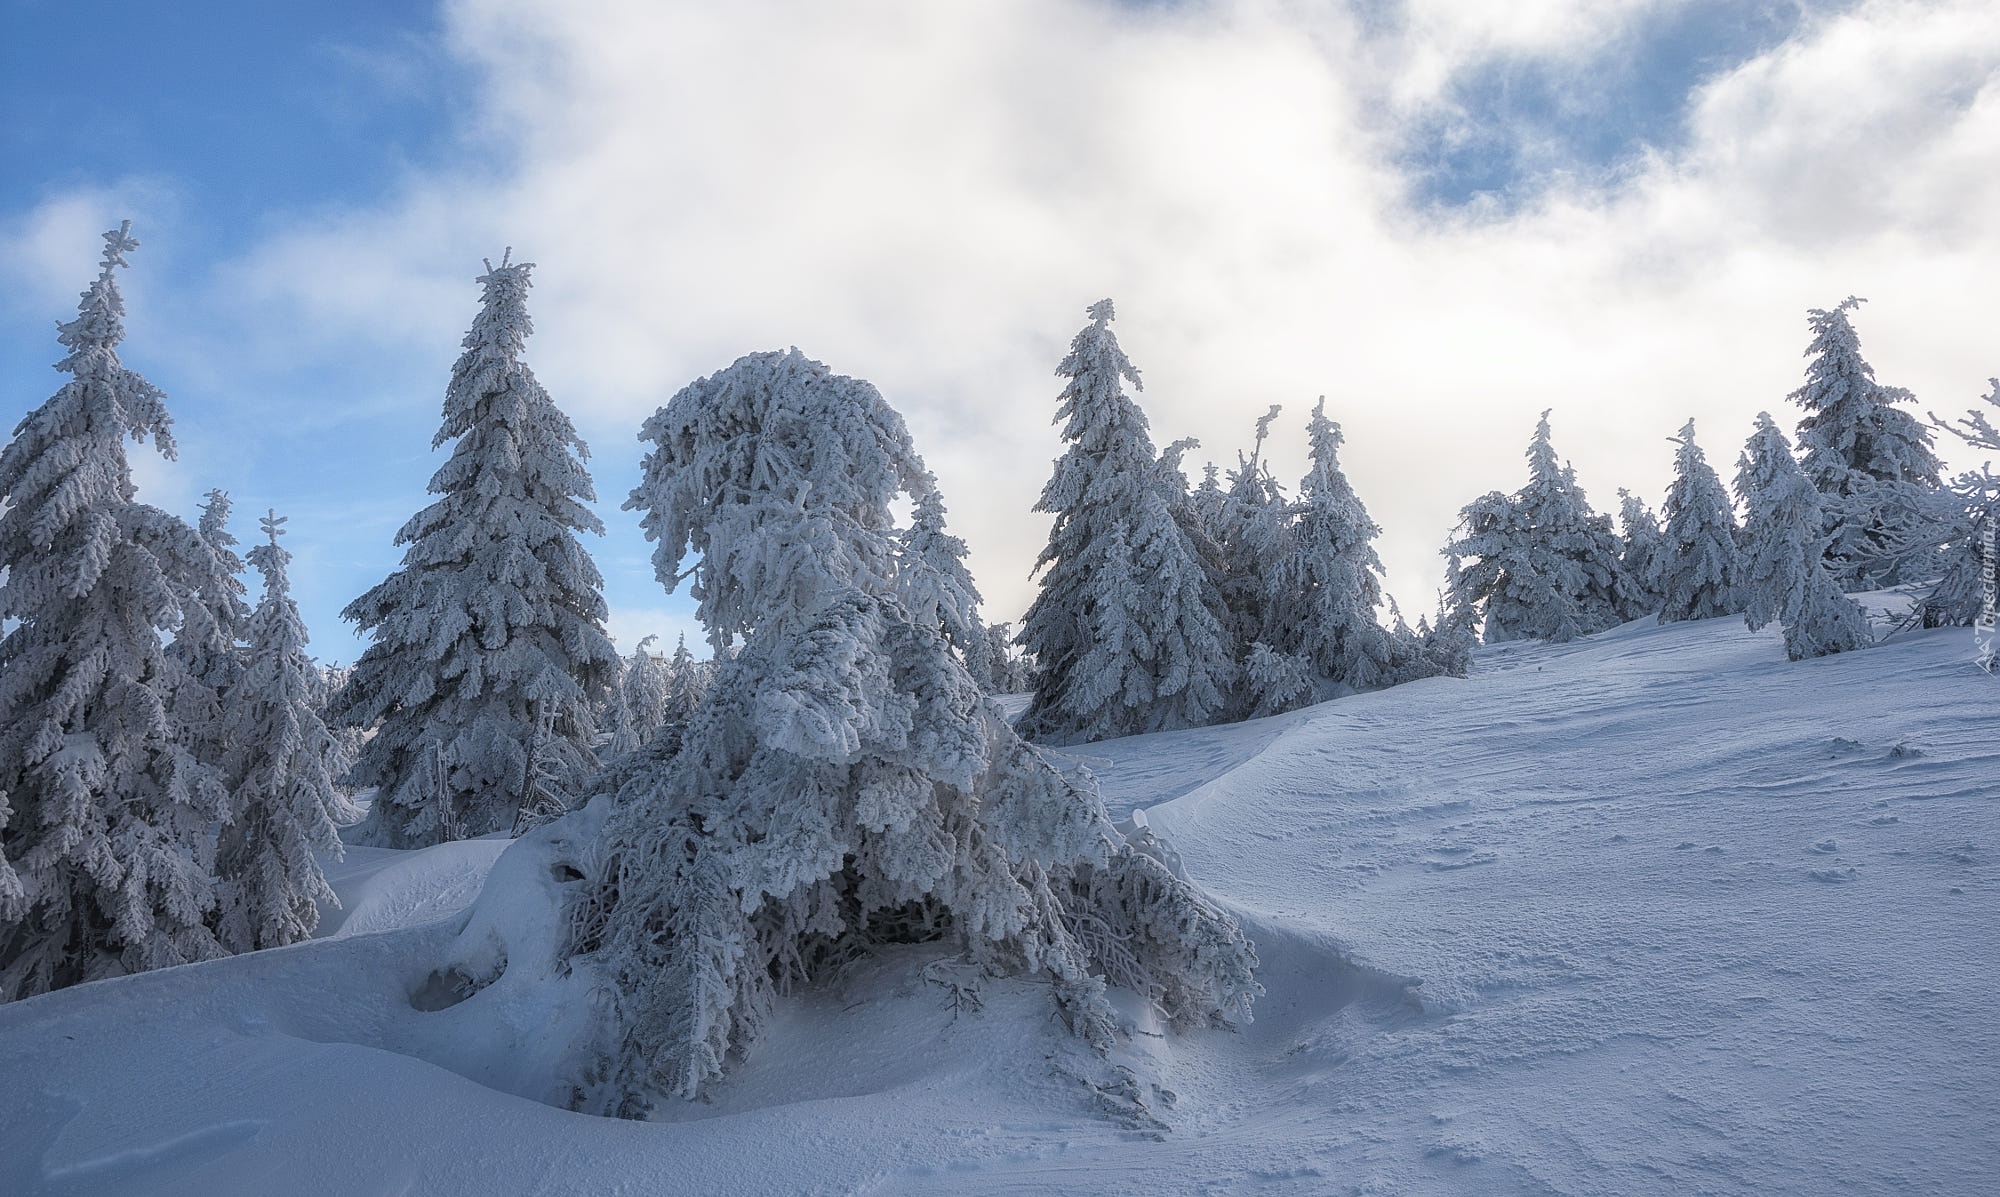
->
1 614 1994 1194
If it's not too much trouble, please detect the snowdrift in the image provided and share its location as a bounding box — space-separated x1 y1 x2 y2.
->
2 612 1995 1194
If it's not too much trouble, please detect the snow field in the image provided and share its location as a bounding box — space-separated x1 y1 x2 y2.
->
0 611 1993 1194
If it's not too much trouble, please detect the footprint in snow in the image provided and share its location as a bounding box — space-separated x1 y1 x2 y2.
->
1808 867 1860 884
1808 839 1839 855
1869 815 1899 826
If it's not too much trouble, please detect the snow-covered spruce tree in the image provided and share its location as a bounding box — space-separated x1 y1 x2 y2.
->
0 223 230 1000
1733 414 1871 659
565 348 1258 1113
969 621 1033 694
660 634 705 728
1018 301 1234 744
898 476 987 665
1789 297 1943 586
607 636 667 759
214 512 359 953
1614 489 1666 621
1190 461 1229 547
333 252 618 846
1215 406 1289 657
1912 380 2000 627
1240 642 1316 719
1442 412 1624 643
1263 398 1392 693
166 489 251 763
1656 420 1742 623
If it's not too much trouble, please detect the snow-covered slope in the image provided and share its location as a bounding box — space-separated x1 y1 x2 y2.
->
1 615 1993 1195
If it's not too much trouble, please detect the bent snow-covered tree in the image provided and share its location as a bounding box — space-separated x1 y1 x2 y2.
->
565 348 1258 1114
1734 415 1871 660
0 224 229 1000
1443 411 1624 643
214 511 360 952
1018 301 1234 744
334 252 618 846
1656 420 1742 623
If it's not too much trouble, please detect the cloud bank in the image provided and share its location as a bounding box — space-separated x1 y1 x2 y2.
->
10 0 1999 645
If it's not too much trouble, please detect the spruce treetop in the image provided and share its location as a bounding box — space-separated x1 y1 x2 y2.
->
248 509 291 591
1790 295 1939 490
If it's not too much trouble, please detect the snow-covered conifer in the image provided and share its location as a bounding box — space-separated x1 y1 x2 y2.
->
1733 415 1871 659
165 488 251 781
1442 412 1623 643
214 511 358 953
1241 642 1315 718
898 477 986 663
333 252 618 846
608 637 668 758
967 621 1030 694
178 491 250 692
1912 381 2000 627
0 224 228 999
1215 406 1289 655
1789 298 1943 586
660 634 704 728
1265 398 1392 691
567 348 1258 1113
1190 461 1229 546
1388 599 1473 682
1018 301 1234 744
1614 489 1665 621
1656 420 1741 623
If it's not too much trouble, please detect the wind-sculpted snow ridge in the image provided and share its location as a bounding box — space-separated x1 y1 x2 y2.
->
0 611 1994 1193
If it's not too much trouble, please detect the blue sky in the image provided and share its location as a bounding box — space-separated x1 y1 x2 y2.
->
4 0 1996 662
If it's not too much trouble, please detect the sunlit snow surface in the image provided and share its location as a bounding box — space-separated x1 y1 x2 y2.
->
2 612 1995 1194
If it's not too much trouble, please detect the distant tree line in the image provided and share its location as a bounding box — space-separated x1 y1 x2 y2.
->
1442 296 1992 662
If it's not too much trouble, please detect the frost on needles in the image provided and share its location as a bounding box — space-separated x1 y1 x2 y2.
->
563 348 1259 1115
333 252 618 847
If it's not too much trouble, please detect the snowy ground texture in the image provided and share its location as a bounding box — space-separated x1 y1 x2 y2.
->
1 610 1995 1195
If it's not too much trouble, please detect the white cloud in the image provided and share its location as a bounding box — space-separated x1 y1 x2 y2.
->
1374 0 1676 109
0 181 181 324
203 0 2000 625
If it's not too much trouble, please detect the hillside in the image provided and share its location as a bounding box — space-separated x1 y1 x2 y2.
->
1 611 1993 1195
